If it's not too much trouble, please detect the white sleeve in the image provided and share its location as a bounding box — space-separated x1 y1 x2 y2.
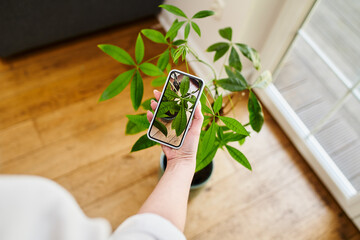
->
0 175 112 240
111 213 186 240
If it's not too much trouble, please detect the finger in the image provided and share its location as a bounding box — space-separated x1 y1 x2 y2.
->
188 105 203 135
147 110 154 123
193 104 203 120
153 90 161 101
150 100 158 111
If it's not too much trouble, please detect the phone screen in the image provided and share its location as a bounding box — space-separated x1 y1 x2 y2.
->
148 70 203 148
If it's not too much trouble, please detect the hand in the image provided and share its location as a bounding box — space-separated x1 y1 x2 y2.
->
147 90 204 169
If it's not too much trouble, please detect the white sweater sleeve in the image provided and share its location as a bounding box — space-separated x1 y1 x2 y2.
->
0 175 186 240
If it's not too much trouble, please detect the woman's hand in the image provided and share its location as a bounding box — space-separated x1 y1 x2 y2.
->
146 90 204 170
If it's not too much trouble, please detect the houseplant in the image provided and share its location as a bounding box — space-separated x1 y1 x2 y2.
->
98 4 272 185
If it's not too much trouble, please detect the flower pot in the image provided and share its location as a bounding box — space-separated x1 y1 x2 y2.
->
159 152 214 190
160 111 178 123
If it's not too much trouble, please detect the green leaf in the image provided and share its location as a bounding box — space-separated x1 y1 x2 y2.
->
135 33 144 64
166 63 172 73
153 119 168 136
171 102 187 136
248 91 264 132
200 122 218 158
219 27 232 41
157 49 170 71
99 69 135 101
139 63 163 76
222 132 246 142
213 95 222 114
195 143 218 172
126 120 146 135
225 145 251 170
151 76 167 87
159 4 187 18
191 22 201 37
218 116 249 136
126 114 149 129
239 137 246 145
130 71 143 110
180 76 190 95
207 42 230 62
215 66 247 92
157 101 180 115
236 43 261 70
173 39 187 46
131 134 158 152
184 22 191 39
200 93 213 115
141 98 155 111
98 44 135 65
164 86 179 99
252 70 272 88
192 10 215 19
229 47 242 71
141 29 167 44
166 19 185 41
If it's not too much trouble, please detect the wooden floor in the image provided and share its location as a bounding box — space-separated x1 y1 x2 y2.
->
0 17 359 239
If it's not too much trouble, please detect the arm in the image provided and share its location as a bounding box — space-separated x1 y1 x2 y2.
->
139 90 203 231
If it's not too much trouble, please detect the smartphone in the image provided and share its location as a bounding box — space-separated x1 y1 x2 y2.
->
147 69 205 149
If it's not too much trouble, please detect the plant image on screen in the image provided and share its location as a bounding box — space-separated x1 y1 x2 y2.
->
149 71 201 146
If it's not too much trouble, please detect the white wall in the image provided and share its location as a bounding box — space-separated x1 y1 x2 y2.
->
158 0 285 81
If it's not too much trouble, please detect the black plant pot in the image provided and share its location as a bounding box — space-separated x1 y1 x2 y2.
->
160 111 178 123
159 153 214 190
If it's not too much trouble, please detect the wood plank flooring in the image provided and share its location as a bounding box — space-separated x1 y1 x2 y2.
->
0 17 359 239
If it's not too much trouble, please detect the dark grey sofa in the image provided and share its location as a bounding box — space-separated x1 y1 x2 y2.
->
0 0 163 57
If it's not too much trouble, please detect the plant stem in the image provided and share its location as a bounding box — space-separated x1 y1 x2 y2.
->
188 47 217 80
227 94 236 118
185 58 189 73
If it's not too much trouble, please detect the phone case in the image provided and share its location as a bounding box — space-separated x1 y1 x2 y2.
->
147 69 205 149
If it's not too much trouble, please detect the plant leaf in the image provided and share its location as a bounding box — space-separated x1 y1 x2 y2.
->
141 29 167 44
225 145 252 170
157 101 180 115
151 76 167 87
98 44 135 65
215 65 248 92
173 39 187 46
99 69 135 102
219 27 232 41
166 19 185 41
126 120 146 135
135 33 144 64
248 91 264 132
195 142 218 172
213 95 223 114
153 119 168 136
229 47 242 71
252 70 272 88
171 102 187 136
131 134 158 152
236 43 261 70
157 49 170 71
139 63 163 76
159 4 187 18
184 22 191 39
207 42 230 62
191 22 201 37
180 76 190 95
130 71 143 110
222 132 246 142
126 114 149 129
192 10 215 19
200 121 218 158
141 98 155 111
218 116 249 136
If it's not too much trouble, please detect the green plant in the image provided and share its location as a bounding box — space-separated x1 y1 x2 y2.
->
98 4 272 172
